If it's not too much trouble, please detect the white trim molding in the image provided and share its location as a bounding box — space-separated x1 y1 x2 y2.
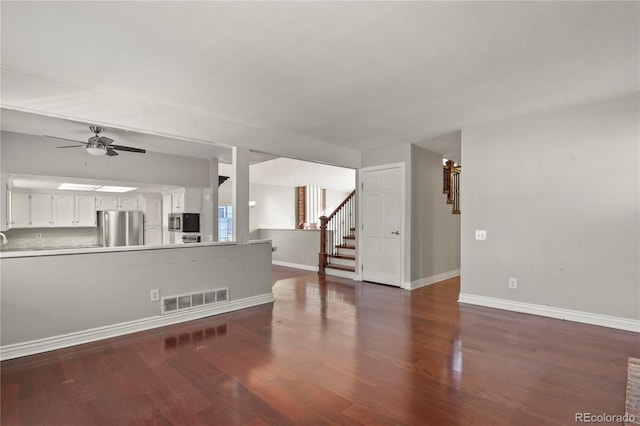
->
272 260 318 272
325 268 357 280
0 293 275 361
403 269 460 290
458 293 640 333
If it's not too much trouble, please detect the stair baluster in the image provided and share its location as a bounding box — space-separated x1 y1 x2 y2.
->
319 190 356 275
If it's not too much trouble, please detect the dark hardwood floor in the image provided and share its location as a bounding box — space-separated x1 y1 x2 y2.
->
2 269 638 425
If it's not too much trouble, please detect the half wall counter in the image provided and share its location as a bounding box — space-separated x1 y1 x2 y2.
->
0 241 274 360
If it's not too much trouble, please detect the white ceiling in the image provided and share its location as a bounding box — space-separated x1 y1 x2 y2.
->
1 2 638 167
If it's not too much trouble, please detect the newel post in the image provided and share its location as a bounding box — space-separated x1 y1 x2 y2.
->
319 215 328 275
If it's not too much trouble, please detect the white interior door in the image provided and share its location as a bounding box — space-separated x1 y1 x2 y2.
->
360 165 403 286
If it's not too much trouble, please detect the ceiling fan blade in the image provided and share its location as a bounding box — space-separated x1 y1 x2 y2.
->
111 144 146 154
45 135 87 145
98 136 114 145
106 148 119 157
56 145 85 148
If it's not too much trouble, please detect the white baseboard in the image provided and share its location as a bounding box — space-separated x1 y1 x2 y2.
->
0 293 275 361
403 269 460 290
325 268 357 280
272 260 318 272
458 293 640 333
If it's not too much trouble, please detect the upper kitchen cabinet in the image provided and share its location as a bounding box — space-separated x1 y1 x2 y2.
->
7 191 97 229
7 190 30 228
75 196 97 226
29 193 54 227
96 195 139 211
169 189 202 213
53 195 96 227
53 194 75 227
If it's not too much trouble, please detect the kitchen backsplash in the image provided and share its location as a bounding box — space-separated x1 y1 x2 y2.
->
2 228 99 250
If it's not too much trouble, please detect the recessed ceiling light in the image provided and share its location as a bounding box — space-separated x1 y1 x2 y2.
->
94 186 137 193
58 183 101 191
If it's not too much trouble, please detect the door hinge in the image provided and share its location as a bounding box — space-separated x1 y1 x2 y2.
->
361 264 364 271
361 182 364 190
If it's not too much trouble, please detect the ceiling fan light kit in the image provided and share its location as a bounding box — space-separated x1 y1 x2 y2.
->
86 145 107 156
47 126 146 157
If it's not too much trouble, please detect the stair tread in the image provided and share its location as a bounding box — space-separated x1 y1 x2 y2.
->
326 264 356 272
328 254 355 260
336 244 356 249
344 235 355 240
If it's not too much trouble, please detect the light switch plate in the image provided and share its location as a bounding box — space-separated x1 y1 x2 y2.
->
475 230 487 240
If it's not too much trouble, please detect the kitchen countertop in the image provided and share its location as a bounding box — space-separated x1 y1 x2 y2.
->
0 241 242 259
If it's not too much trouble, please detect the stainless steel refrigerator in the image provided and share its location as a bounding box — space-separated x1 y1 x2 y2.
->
97 211 144 247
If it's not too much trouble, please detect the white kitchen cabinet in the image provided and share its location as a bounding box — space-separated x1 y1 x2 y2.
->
96 196 119 210
119 196 139 211
30 193 54 227
53 194 76 227
144 226 162 246
8 190 29 228
144 196 162 226
170 192 184 212
75 196 97 226
8 192 97 229
54 195 96 227
1 177 8 232
97 195 139 211
143 196 163 245
170 189 201 213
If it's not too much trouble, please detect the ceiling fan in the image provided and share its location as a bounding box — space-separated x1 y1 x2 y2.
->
46 126 146 157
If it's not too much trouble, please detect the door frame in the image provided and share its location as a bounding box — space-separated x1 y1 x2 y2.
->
357 162 406 287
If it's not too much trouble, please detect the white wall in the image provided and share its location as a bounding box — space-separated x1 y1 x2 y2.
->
1 131 211 188
325 189 352 215
249 183 296 232
259 229 320 270
410 145 461 282
460 94 639 321
218 177 233 205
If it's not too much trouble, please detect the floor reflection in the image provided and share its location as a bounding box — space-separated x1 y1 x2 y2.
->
163 323 228 351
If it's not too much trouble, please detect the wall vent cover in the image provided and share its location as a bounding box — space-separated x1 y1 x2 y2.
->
161 287 230 314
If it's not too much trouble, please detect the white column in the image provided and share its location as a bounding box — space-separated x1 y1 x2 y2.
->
232 147 250 244
203 158 219 242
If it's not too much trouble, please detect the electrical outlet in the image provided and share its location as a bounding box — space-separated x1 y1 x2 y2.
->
475 230 487 240
508 277 518 289
150 289 160 302
35 233 42 239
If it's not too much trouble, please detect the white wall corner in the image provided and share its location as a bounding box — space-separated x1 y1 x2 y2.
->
458 293 640 333
405 269 461 291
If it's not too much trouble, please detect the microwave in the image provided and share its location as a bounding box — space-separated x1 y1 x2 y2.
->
168 213 200 233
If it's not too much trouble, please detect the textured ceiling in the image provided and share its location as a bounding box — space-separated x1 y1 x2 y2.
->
1 2 638 166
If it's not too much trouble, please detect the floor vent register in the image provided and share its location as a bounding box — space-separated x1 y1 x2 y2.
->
161 288 229 314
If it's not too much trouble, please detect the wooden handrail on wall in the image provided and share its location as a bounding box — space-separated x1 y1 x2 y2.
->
319 190 356 274
443 160 461 214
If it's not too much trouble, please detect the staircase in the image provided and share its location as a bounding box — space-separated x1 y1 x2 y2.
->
319 190 356 276
327 228 357 273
